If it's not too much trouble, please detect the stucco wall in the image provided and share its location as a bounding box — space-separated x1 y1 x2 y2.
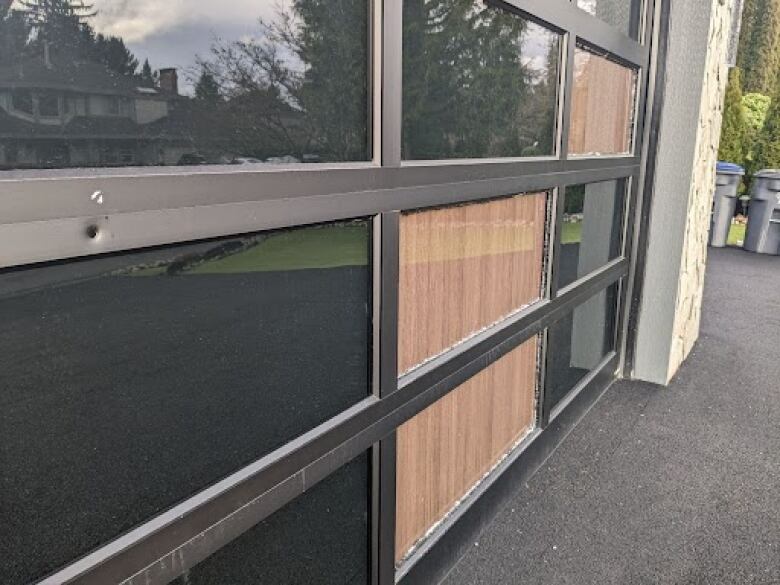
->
633 0 736 385
667 0 735 380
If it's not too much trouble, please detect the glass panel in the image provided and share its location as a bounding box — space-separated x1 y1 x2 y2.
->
545 284 619 411
399 193 547 374
558 180 626 289
0 221 371 584
569 48 637 156
0 0 370 171
576 0 644 38
396 337 539 563
402 0 561 160
171 454 370 585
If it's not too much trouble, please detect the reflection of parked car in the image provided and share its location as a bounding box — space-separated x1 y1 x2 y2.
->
266 155 300 164
177 153 207 166
302 154 321 163
231 157 264 165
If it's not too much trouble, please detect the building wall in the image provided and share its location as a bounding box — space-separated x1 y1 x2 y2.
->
668 0 735 380
633 0 736 385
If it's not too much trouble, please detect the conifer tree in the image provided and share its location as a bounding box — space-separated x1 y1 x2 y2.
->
718 68 746 164
753 81 780 170
738 0 780 94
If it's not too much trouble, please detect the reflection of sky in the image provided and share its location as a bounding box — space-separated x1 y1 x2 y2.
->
90 0 293 93
11 0 292 92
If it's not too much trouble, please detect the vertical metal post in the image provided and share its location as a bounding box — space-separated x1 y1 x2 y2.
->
382 0 403 167
559 31 577 161
372 211 400 585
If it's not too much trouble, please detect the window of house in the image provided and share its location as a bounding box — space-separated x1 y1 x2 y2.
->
399 193 548 373
576 0 644 39
396 337 539 562
0 0 371 171
172 454 370 585
557 180 626 289
11 90 34 115
0 221 372 584
402 0 562 160
38 93 61 117
569 47 637 156
545 283 619 413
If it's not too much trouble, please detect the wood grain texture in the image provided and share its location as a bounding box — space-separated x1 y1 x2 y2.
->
568 49 636 156
395 337 539 563
398 194 547 374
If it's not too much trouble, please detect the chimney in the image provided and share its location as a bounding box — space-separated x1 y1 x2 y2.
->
159 68 179 95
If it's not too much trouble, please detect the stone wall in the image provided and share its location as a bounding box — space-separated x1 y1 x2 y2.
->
667 0 736 381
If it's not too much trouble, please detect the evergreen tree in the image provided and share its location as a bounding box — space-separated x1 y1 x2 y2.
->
753 81 780 170
17 0 95 59
737 0 780 94
718 68 746 164
195 70 222 106
139 59 156 87
92 33 139 78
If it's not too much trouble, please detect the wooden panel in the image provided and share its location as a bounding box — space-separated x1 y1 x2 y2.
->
568 49 636 156
398 194 547 374
395 338 539 563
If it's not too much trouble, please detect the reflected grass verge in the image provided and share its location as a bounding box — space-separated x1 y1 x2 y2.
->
190 225 369 274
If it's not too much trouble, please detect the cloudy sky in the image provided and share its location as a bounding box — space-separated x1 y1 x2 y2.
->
91 0 295 91
1 0 283 92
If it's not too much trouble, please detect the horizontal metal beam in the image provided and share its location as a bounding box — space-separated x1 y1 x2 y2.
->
492 0 647 67
0 160 639 269
36 259 626 585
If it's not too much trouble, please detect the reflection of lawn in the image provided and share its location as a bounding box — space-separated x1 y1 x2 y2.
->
561 221 582 245
190 225 369 274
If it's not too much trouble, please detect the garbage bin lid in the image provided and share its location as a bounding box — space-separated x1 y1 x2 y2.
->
754 169 780 179
716 161 745 175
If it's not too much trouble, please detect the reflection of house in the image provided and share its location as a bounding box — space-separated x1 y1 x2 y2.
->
0 55 194 169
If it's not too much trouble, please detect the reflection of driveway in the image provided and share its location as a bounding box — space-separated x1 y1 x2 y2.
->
0 266 369 583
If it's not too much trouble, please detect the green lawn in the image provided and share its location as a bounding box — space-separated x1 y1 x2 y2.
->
561 221 582 244
189 224 369 274
728 223 746 246
563 220 747 248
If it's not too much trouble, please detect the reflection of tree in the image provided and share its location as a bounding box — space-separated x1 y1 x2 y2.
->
2 0 152 82
195 0 369 161
403 0 559 159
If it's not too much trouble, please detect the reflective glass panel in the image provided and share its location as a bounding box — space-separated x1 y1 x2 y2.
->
576 0 644 38
399 193 547 374
569 47 637 156
558 180 626 289
545 284 619 411
0 221 371 584
172 454 370 585
402 0 561 159
396 337 539 563
0 0 370 170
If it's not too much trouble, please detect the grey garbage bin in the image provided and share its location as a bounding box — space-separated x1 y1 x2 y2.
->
710 162 745 247
744 169 780 255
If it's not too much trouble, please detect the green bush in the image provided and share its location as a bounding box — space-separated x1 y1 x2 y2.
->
742 93 771 175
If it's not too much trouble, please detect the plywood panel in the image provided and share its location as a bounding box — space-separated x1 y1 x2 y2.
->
398 194 547 374
395 338 539 562
568 49 636 156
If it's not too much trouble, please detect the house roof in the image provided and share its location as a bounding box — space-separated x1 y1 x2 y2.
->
0 58 164 99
